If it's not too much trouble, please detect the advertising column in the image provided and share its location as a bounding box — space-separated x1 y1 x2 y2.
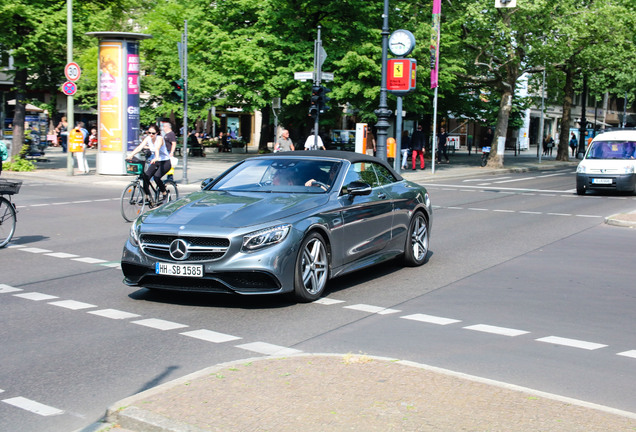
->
88 32 151 175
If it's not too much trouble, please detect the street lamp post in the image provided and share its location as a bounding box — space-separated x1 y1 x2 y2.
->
375 0 392 160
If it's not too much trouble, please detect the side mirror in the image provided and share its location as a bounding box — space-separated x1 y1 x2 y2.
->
346 181 372 197
201 177 214 190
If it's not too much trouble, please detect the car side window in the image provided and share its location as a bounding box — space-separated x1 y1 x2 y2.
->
344 162 380 188
372 163 397 186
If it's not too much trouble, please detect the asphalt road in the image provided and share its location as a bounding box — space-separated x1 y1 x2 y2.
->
1 167 636 431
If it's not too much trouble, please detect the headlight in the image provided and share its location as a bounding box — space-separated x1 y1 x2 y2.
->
622 165 635 174
242 224 291 251
129 219 142 246
576 164 586 173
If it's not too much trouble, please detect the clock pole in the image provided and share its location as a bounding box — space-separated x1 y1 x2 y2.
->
374 0 392 161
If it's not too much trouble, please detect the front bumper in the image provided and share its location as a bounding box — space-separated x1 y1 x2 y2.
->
577 173 636 192
121 234 299 295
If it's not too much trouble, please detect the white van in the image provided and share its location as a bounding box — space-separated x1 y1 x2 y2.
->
575 129 636 195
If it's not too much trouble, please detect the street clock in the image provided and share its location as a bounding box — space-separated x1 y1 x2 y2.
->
388 29 415 57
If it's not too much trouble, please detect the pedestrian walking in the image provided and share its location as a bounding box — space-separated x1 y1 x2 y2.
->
70 121 90 174
569 132 578 157
55 116 68 153
400 130 411 170
276 129 295 152
365 126 376 156
304 130 325 150
410 124 426 170
437 127 450 164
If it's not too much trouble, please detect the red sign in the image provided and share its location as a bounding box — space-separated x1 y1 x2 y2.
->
387 58 417 95
62 81 77 96
65 62 81 82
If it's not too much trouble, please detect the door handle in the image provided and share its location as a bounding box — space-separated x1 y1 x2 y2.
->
378 193 387 199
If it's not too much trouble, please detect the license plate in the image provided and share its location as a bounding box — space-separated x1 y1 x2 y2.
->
155 262 203 277
592 178 613 184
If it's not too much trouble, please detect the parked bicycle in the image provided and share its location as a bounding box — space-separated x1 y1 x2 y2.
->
120 159 179 222
0 179 22 248
480 146 491 167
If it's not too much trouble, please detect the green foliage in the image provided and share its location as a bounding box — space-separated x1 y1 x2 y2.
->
2 157 36 172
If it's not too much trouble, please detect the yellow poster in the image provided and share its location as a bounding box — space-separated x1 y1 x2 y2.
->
393 62 404 78
99 42 123 152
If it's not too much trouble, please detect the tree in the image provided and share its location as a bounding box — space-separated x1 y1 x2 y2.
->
0 0 135 160
443 0 553 168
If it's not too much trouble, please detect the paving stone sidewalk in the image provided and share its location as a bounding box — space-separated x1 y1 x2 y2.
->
98 354 636 432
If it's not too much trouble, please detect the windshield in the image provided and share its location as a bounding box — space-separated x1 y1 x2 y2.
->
586 141 636 160
211 158 342 193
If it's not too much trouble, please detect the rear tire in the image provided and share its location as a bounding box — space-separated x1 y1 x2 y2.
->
293 232 329 302
404 212 429 267
0 197 17 248
163 180 179 203
121 182 146 222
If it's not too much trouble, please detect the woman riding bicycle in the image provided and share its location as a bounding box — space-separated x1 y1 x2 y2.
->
127 125 172 204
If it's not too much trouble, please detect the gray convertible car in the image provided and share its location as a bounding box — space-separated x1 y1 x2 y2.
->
121 151 432 302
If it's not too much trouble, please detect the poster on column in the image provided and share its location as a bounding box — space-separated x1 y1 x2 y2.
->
99 41 123 152
126 42 140 151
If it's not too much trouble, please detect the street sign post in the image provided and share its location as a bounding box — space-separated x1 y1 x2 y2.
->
294 71 314 81
62 81 77 96
65 62 81 82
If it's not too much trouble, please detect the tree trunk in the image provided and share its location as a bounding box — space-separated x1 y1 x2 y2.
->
259 107 271 151
11 68 28 160
487 87 513 168
557 65 575 162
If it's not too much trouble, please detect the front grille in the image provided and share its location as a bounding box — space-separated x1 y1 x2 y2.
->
140 275 233 293
140 234 230 262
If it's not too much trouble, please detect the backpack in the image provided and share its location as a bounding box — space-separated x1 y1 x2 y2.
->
0 140 8 161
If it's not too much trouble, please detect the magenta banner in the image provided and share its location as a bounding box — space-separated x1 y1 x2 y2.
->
430 0 441 88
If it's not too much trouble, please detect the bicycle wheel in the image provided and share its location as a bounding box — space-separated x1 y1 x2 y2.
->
163 181 179 203
0 196 17 248
120 181 146 222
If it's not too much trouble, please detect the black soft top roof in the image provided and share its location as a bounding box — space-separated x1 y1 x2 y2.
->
259 150 403 180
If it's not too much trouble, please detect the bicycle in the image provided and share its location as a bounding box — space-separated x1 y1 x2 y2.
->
120 160 179 222
0 179 22 248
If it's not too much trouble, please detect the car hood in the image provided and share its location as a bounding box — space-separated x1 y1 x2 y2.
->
141 190 329 228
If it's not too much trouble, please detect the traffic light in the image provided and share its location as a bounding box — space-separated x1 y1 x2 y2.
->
170 79 184 102
309 86 331 117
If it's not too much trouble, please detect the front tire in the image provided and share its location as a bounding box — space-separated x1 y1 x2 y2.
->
404 212 429 266
121 182 146 222
0 197 17 248
293 232 329 302
163 180 179 203
576 183 586 195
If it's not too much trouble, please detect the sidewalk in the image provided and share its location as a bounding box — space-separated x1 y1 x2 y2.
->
9 147 636 432
92 354 636 432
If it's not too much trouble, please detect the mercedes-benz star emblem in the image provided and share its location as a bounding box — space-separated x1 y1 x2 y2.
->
169 239 190 261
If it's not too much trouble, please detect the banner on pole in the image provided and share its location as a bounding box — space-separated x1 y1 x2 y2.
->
430 0 441 89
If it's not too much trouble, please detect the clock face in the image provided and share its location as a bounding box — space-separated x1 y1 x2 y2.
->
389 30 414 57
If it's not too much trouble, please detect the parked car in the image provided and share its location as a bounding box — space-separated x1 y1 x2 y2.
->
576 129 636 195
121 151 432 302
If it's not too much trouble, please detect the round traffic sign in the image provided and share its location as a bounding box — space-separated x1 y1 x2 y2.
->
62 81 77 96
65 62 81 82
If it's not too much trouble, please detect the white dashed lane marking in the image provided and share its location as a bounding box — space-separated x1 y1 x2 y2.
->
235 342 302 356
618 350 636 359
48 300 97 310
88 309 140 320
343 304 401 315
14 292 59 301
2 396 64 416
131 318 189 331
181 329 242 344
401 314 461 326
535 336 608 351
464 324 530 337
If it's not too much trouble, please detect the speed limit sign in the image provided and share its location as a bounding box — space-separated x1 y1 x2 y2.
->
65 62 81 82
